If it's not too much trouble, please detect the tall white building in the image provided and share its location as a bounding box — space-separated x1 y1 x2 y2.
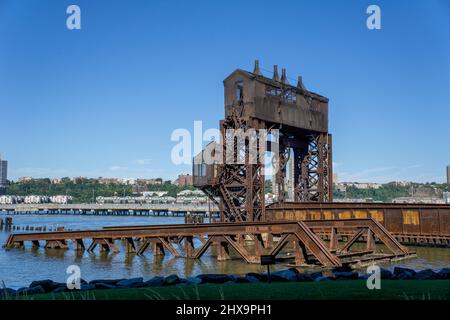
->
0 155 7 195
447 165 450 185
271 153 295 201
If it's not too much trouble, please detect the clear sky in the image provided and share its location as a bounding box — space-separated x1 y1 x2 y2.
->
0 0 449 183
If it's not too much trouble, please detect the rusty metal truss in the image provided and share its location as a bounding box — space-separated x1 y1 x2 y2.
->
194 61 333 222
214 106 266 223
5 219 412 267
296 133 333 202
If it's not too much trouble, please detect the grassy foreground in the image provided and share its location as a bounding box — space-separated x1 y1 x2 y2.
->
21 280 450 300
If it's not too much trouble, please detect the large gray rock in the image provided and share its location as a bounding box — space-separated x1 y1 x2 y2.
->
246 272 267 282
380 268 393 279
18 285 45 296
414 269 438 280
196 274 235 284
94 283 117 290
296 273 313 282
270 269 297 282
358 273 370 280
143 276 165 287
0 288 17 298
117 278 143 288
309 272 323 280
332 265 353 273
80 283 95 291
52 286 67 293
437 268 450 280
333 271 359 280
50 282 67 290
244 275 260 283
185 277 202 285
89 279 125 285
235 276 250 283
29 280 54 293
164 275 181 286
314 276 332 282
393 267 416 280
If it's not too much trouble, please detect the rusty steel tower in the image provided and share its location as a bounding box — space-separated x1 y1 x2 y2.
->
194 61 332 222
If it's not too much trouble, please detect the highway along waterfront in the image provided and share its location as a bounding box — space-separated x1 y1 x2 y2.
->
1 214 450 289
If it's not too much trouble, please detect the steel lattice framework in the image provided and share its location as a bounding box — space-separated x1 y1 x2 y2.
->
194 61 333 222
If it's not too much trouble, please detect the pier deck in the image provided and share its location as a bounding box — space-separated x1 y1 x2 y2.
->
4 219 412 267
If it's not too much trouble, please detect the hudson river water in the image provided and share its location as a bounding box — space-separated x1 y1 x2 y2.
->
1 214 449 289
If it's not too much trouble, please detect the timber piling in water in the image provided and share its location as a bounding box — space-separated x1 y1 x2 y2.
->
0 203 220 219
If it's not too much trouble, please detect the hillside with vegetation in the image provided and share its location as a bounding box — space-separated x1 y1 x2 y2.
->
4 178 449 204
333 182 449 202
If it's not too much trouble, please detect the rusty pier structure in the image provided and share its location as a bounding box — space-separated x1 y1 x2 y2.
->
4 61 450 267
5 219 411 267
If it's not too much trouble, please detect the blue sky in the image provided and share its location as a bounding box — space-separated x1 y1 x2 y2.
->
0 0 449 183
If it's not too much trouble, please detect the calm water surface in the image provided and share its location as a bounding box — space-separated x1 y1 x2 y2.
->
0 214 449 289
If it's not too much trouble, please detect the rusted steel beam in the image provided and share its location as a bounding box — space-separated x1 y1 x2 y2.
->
337 250 375 259
293 228 341 267
216 241 231 261
193 236 213 259
158 237 180 257
124 238 136 253
268 234 290 257
329 227 338 251
183 236 195 258
152 242 165 256
223 235 258 263
45 240 67 249
252 234 265 256
366 228 376 252
75 239 85 251
293 240 309 265
267 202 450 210
341 228 366 253
137 239 151 255
304 219 408 255
87 238 118 253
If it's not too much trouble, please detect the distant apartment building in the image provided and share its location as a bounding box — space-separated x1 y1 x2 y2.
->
71 176 89 184
49 195 73 204
18 176 33 183
393 181 413 187
335 182 382 190
97 178 121 185
24 195 50 204
271 159 295 201
141 191 168 197
137 178 163 185
392 197 444 204
0 155 7 195
175 174 193 186
0 195 23 205
332 173 338 184
335 183 347 193
119 178 136 185
443 192 450 204
1 195 71 204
